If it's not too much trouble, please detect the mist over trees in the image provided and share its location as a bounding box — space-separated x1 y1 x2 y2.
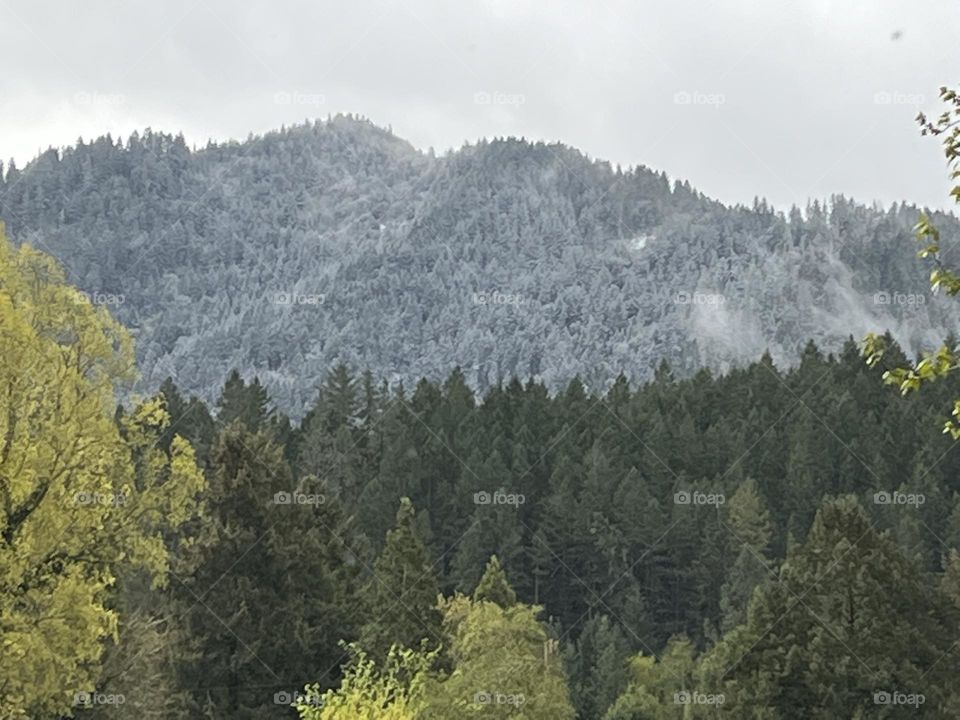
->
1 115 956 415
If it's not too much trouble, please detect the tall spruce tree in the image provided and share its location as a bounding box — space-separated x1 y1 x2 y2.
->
179 425 362 718
702 496 960 717
565 614 632 720
157 376 216 466
216 369 273 431
358 497 442 659
719 477 773 632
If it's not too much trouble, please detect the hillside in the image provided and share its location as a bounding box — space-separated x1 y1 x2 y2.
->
1 115 955 413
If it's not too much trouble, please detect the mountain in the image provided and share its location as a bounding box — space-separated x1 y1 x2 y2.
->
1 115 955 414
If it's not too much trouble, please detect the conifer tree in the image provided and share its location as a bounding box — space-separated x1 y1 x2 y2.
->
216 369 272 431
565 614 631 720
358 498 442 659
180 425 362 717
702 496 960 717
719 477 773 631
359 390 423 548
474 555 517 608
157 376 216 466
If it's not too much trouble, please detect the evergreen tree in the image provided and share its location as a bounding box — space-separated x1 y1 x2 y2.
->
473 555 517 608
180 425 362 718
451 498 524 595
358 498 442 659
216 369 272 431
157 376 216 466
359 388 423 549
702 496 960 717
565 614 632 720
719 477 773 632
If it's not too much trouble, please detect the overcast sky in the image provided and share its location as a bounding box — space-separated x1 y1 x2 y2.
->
2 0 958 211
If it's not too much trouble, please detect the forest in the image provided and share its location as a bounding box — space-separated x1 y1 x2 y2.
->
5 215 960 718
1 115 956 414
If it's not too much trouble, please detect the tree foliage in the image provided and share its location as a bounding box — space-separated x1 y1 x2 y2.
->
299 644 436 720
0 230 204 718
865 84 960 436
3 119 956 415
358 497 442 661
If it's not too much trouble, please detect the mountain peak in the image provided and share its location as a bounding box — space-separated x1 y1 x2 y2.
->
1 121 953 414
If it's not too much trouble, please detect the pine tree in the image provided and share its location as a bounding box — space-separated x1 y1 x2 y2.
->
719 477 773 631
782 410 832 542
320 363 360 429
359 390 422 549
358 498 442 659
941 549 960 609
180 425 362 718
216 369 272 431
297 366 365 508
451 498 524 595
702 496 960 717
474 555 517 607
356 370 385 483
565 614 631 720
157 376 216 466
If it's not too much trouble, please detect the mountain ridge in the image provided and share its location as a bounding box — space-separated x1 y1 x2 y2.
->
1 115 956 415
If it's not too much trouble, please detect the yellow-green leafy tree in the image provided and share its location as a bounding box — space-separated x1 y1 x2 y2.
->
298 644 436 720
0 229 205 719
423 556 574 719
865 85 960 434
299 558 576 720
430 592 575 719
603 637 702 720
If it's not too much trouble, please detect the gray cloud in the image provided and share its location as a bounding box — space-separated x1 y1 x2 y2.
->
2 0 958 210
